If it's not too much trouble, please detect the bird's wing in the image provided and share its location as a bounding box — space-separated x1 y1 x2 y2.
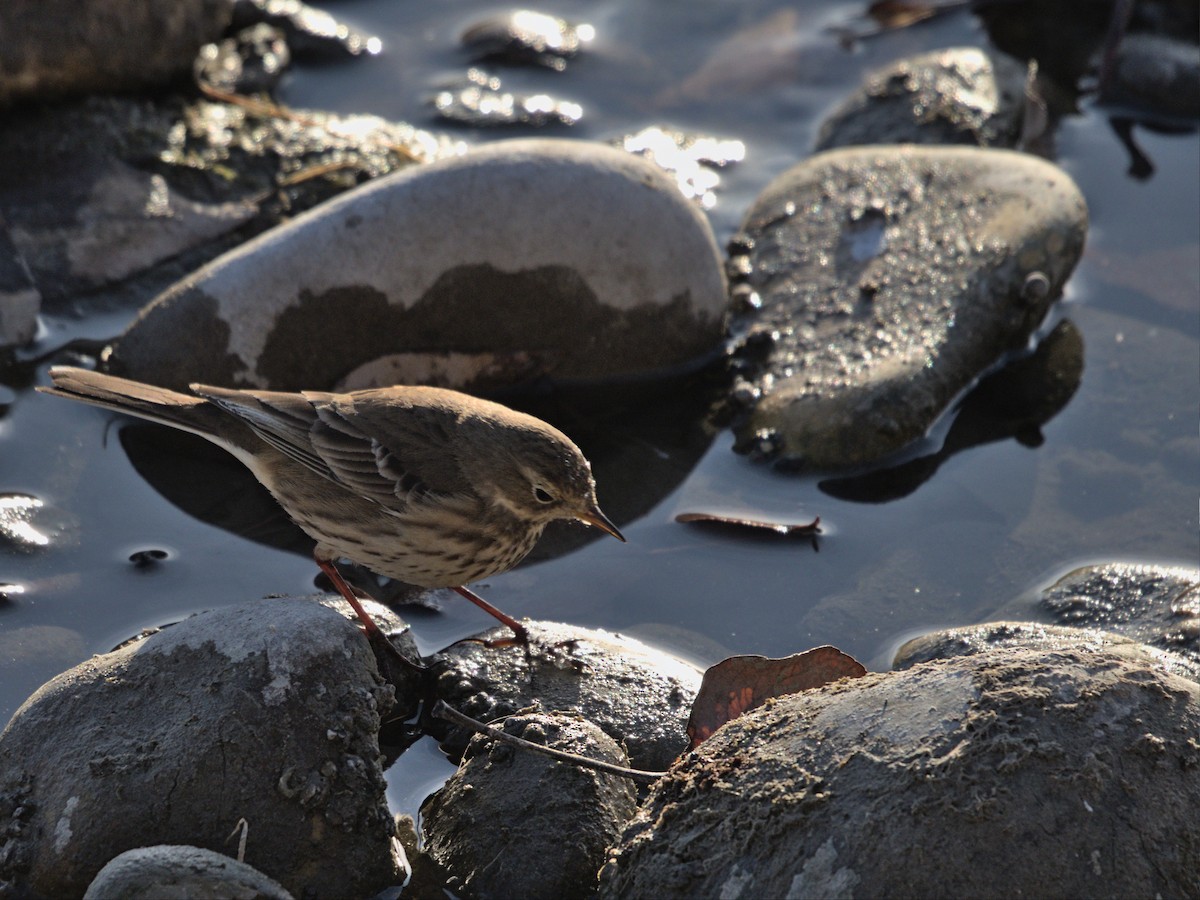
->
191 384 471 508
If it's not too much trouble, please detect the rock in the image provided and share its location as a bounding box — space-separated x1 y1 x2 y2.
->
194 23 292 96
0 0 233 106
600 649 1200 898
0 597 403 898
461 10 594 71
815 47 1030 150
433 621 701 772
422 710 637 899
726 145 1087 470
0 95 454 308
432 70 584 127
1100 33 1200 121
230 0 381 62
107 138 728 391
894 620 1200 683
998 561 1200 666
83 845 294 900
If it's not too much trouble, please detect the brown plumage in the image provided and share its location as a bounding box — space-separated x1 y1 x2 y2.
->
39 366 624 642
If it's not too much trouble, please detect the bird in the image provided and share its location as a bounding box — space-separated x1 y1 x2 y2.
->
38 366 625 646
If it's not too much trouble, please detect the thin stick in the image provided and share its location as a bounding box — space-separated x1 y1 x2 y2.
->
431 701 667 785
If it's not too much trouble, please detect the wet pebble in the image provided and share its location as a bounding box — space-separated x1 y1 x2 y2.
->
433 69 584 127
108 139 727 391
194 23 291 96
83 846 294 900
600 648 1200 898
461 10 594 71
728 144 1087 470
815 46 1030 151
0 494 74 552
422 710 637 899
231 0 381 62
0 597 403 898
433 621 701 772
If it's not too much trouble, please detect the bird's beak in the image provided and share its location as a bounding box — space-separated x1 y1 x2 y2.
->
578 505 626 542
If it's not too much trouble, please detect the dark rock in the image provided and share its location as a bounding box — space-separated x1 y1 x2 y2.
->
432 621 701 772
83 845 294 900
0 597 403 898
432 69 584 127
728 145 1087 470
461 10 594 71
422 710 637 899
0 0 233 106
816 47 1029 150
1100 33 1200 120
600 648 1200 898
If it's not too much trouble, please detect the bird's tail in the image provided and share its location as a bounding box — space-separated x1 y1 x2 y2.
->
38 366 244 448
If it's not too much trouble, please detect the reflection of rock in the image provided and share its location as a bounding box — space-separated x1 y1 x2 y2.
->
819 318 1084 502
422 711 636 899
815 47 1029 150
84 846 294 900
601 648 1200 898
0 598 403 898
727 145 1087 470
433 621 702 772
108 139 727 391
0 0 232 106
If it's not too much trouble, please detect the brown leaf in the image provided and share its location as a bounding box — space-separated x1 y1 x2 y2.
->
686 647 867 748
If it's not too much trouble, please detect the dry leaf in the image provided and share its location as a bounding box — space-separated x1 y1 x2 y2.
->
686 647 867 748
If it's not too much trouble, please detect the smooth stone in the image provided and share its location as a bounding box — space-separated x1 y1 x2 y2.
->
421 710 637 900
107 138 728 391
83 845 294 900
0 597 403 898
727 145 1087 470
815 47 1029 150
996 561 1199 666
432 621 701 772
0 0 232 106
599 648 1200 898
894 620 1200 683
461 10 593 71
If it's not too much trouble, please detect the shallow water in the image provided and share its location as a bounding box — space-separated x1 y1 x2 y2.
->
2 0 1197 824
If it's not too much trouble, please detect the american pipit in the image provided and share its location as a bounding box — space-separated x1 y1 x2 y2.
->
39 367 624 644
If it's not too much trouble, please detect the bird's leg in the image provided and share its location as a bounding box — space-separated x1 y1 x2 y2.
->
452 585 530 645
315 554 430 677
314 554 389 639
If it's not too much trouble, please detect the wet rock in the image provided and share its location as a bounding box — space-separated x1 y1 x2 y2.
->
0 95 454 307
0 597 403 898
728 145 1087 470
996 562 1200 666
108 139 728 391
194 23 292 96
600 648 1200 898
433 69 584 127
0 0 233 107
433 621 701 772
461 10 594 71
230 0 381 62
1100 33 1200 120
894 620 1200 683
422 710 637 899
83 845 294 900
815 47 1030 150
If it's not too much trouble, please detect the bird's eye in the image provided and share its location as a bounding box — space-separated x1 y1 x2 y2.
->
533 486 555 504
